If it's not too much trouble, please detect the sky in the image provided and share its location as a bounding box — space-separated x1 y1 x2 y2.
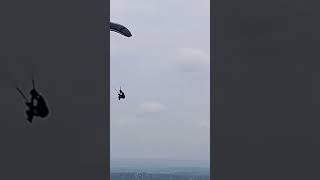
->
110 0 210 161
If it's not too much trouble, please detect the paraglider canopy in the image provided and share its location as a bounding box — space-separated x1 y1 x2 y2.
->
110 22 132 37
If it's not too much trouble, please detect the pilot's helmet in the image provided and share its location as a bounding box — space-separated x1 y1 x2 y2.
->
30 89 38 96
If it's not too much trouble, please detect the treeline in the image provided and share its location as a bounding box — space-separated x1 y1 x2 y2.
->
110 172 210 180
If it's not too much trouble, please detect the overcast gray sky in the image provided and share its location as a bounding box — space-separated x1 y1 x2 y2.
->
110 0 210 161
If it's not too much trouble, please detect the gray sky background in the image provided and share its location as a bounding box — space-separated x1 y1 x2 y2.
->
110 0 210 161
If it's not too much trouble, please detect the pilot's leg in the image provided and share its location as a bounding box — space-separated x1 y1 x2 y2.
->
26 110 33 123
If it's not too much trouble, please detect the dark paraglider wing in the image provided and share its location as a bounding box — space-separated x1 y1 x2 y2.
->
110 22 132 37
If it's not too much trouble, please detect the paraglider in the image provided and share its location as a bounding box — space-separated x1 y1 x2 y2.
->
110 22 132 37
16 78 49 123
110 22 131 101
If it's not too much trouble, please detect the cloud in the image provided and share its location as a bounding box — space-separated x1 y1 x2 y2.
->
176 48 210 72
136 102 166 114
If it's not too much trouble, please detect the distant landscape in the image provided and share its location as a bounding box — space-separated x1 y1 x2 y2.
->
110 159 210 180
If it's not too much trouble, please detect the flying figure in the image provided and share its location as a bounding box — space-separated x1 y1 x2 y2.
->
110 22 132 37
16 78 49 123
109 22 130 101
116 87 125 100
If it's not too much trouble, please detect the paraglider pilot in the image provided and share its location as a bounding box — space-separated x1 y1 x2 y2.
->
16 79 49 123
118 88 125 100
25 88 49 123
